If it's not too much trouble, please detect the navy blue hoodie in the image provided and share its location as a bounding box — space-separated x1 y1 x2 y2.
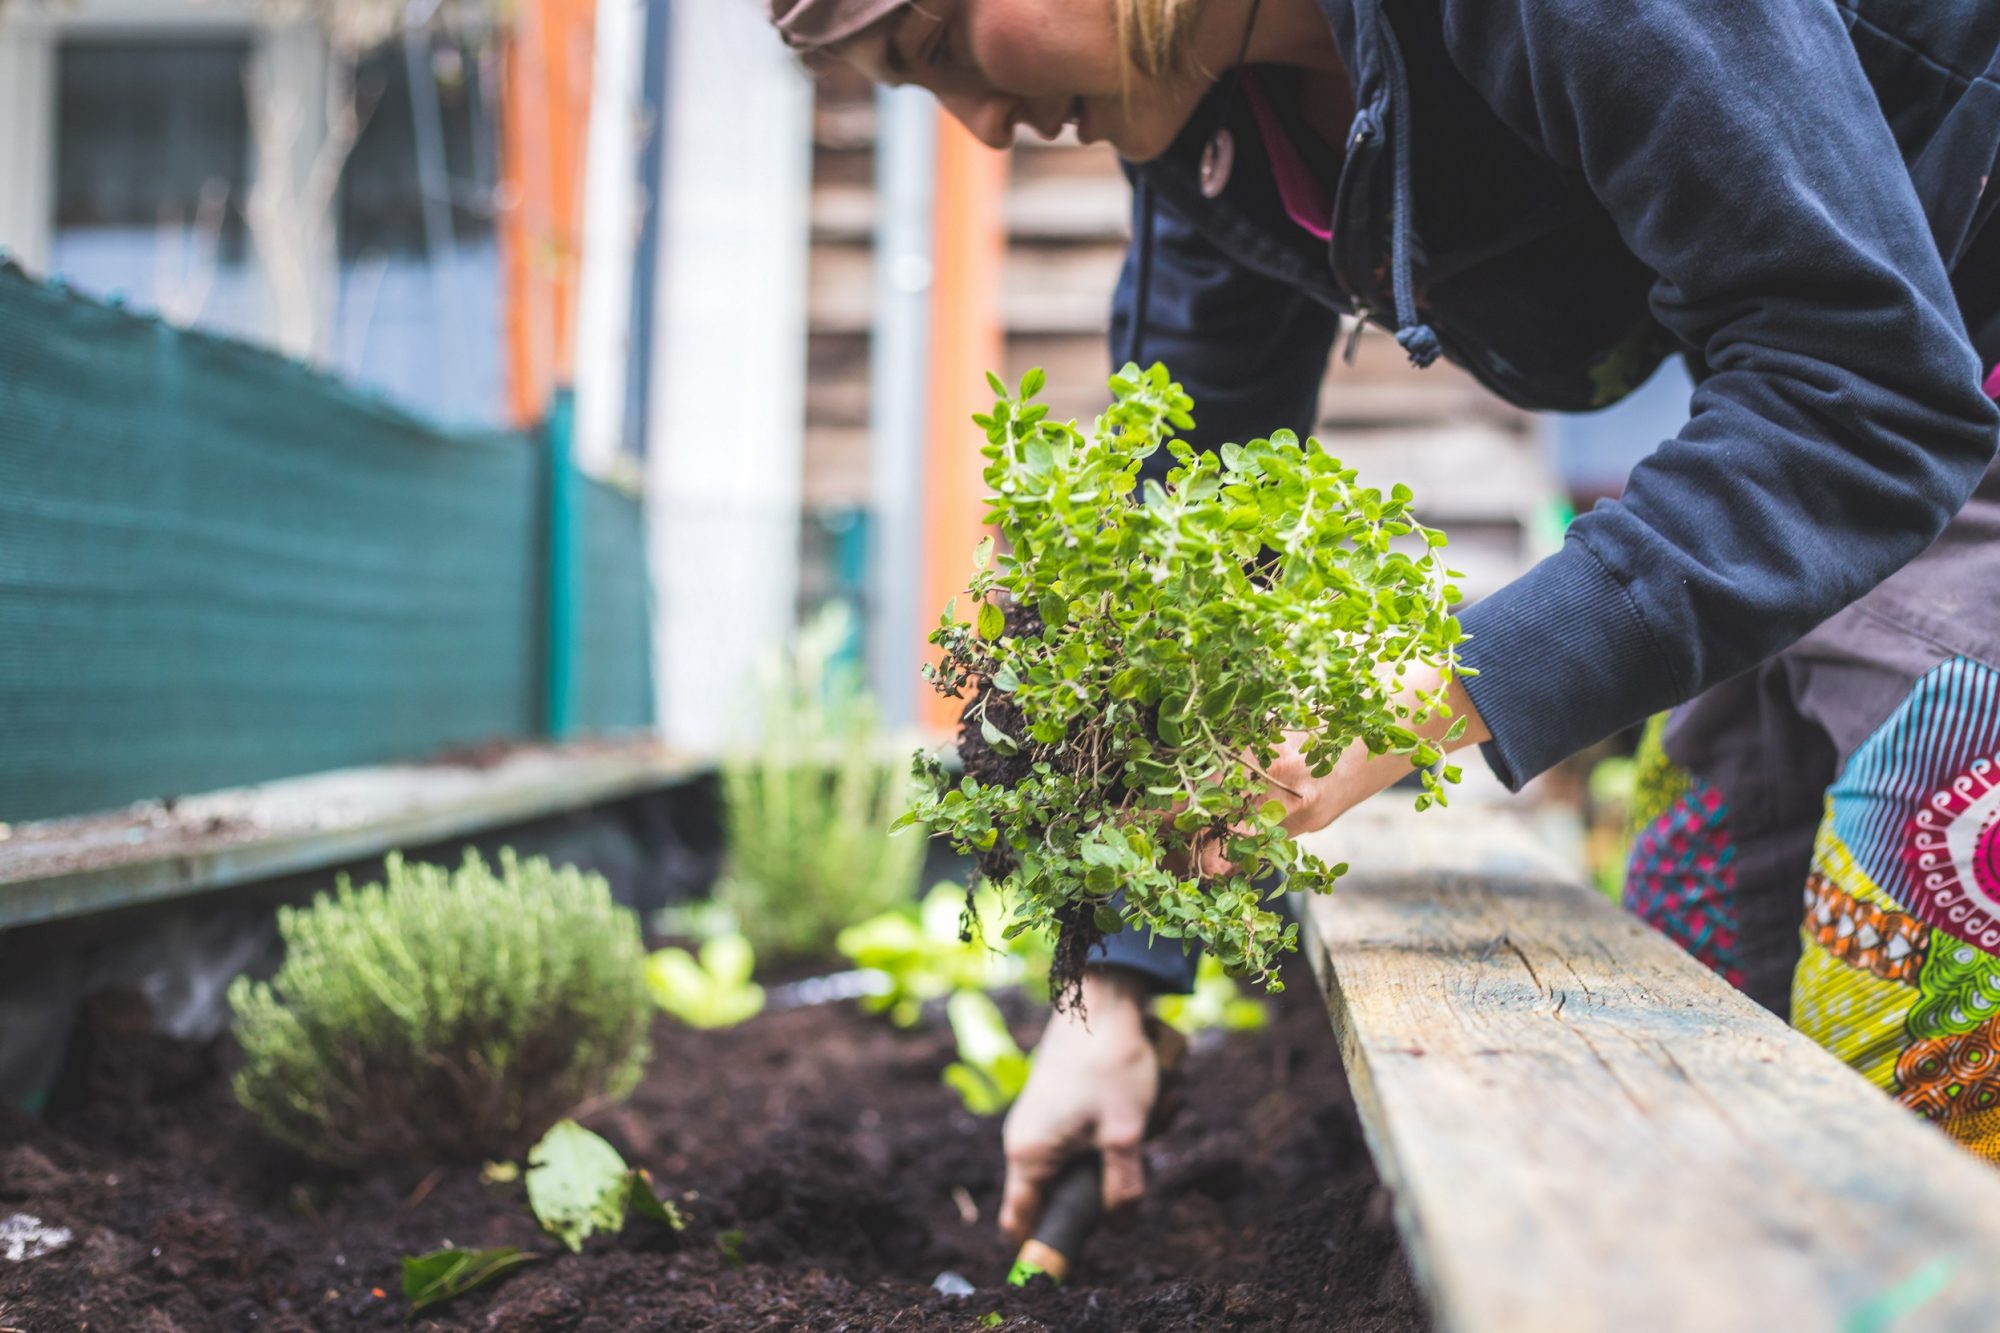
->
1096 0 2000 988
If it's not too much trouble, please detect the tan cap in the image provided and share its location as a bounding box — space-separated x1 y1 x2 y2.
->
769 0 906 51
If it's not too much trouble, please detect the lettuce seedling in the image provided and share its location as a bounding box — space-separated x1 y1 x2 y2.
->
1155 954 1267 1037
903 365 1466 993
941 991 1031 1115
837 882 1051 1026
646 934 766 1029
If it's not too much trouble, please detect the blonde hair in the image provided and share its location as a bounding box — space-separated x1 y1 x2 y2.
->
1114 0 1207 82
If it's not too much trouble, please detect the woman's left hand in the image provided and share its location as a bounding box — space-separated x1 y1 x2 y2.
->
1192 663 1490 876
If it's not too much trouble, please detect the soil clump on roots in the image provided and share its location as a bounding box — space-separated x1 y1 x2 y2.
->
951 599 1116 1010
0 970 1425 1331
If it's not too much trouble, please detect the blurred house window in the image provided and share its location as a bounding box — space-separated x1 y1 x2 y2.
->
52 39 263 343
335 43 504 425
50 35 503 427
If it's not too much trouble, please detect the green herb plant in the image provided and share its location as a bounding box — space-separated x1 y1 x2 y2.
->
717 602 925 962
229 850 652 1165
1155 954 1268 1037
836 882 1052 1027
941 991 1031 1115
646 933 766 1029
901 365 1467 991
524 1119 686 1253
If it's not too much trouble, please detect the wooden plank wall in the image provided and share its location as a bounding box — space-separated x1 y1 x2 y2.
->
805 71 1557 602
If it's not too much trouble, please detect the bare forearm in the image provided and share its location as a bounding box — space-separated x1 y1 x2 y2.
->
1285 663 1489 835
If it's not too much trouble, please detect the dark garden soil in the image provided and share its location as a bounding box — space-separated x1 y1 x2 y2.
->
0 972 1426 1333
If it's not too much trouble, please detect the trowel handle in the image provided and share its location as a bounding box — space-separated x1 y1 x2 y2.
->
1034 1154 1103 1255
1011 1154 1101 1285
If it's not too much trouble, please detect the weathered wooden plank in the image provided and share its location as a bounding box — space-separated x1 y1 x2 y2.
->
1316 426 1557 523
1317 381 1537 429
815 177 1131 243
1297 805 2000 1333
802 424 871 507
0 740 702 929
810 244 1126 335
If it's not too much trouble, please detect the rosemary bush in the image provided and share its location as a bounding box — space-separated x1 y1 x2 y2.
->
904 365 1467 989
228 850 652 1165
717 604 925 962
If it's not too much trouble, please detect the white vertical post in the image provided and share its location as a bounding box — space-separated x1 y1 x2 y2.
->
645 0 812 750
573 0 645 476
0 15 57 275
244 21 341 362
865 87 935 727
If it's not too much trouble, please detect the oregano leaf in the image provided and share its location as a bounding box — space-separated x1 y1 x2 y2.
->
977 602 1005 642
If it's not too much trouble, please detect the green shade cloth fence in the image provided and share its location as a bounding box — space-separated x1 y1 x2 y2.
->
0 263 652 823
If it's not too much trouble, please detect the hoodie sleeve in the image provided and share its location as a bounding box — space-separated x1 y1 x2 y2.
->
1092 909 1198 993
1435 0 1999 788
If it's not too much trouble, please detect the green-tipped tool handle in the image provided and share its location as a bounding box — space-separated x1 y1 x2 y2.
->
1007 1154 1101 1286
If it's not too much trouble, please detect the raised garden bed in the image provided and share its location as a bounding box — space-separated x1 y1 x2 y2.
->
0 969 1423 1332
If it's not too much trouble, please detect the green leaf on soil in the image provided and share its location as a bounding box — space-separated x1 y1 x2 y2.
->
627 1169 688 1231
977 601 1006 642
718 1229 747 1271
526 1120 631 1253
402 1246 538 1314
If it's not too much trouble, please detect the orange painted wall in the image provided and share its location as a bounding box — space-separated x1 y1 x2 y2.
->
919 116 1010 734
499 0 597 426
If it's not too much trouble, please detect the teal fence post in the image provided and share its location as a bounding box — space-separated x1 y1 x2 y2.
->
545 388 578 738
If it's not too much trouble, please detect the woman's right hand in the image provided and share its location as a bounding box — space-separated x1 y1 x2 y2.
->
998 965 1161 1244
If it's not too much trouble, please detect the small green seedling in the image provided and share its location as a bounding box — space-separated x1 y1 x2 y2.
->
647 933 766 1029
401 1246 538 1314
525 1120 685 1253
942 991 1031 1115
838 882 1051 1026
902 365 1466 991
1155 955 1268 1037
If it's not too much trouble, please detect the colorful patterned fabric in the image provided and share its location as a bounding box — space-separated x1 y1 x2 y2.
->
1802 872 1927 984
1628 712 1692 836
1623 766 1743 989
1792 657 2000 1163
